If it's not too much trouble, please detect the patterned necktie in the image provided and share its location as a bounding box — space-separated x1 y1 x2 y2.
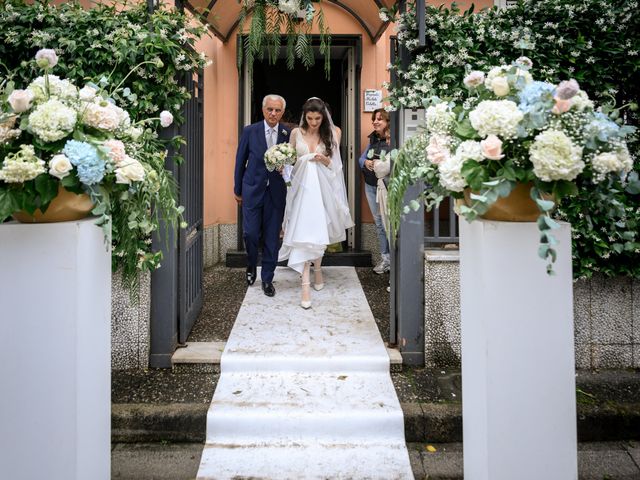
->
268 128 275 148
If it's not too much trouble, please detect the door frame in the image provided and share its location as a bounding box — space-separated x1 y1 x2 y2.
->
236 34 363 252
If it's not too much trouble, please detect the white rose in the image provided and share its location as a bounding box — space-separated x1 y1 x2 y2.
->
8 89 35 113
492 76 510 97
160 110 173 128
35 49 58 69
48 154 73 179
115 157 146 184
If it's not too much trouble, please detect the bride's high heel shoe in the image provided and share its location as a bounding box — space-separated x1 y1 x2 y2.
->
301 262 312 309
313 258 324 291
301 281 312 309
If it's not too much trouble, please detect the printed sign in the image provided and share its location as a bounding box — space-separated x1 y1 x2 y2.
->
364 89 383 112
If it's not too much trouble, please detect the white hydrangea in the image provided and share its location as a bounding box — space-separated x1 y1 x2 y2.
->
438 154 467 192
27 75 78 103
591 151 623 181
615 144 633 172
82 99 130 131
468 100 523 138
426 102 455 135
28 98 77 142
454 140 484 162
570 90 594 111
529 129 584 182
0 145 45 183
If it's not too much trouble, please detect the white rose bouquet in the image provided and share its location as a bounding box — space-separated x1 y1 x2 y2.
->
388 57 638 273
264 142 296 173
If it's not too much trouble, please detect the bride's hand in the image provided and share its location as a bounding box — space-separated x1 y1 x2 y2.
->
312 153 330 167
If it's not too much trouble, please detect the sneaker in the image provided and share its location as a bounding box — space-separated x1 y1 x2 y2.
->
373 259 390 274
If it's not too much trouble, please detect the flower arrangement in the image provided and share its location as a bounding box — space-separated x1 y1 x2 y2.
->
0 49 180 266
388 58 637 274
264 142 296 172
237 0 330 76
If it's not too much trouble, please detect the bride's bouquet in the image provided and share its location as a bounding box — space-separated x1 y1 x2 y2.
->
264 142 296 172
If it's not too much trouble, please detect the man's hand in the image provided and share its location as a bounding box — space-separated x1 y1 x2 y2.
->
234 194 242 205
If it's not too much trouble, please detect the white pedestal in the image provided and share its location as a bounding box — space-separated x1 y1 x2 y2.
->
0 219 111 480
459 219 577 480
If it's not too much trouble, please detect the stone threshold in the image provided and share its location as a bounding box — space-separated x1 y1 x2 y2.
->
171 341 404 373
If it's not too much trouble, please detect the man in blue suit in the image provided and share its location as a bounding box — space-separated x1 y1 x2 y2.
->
234 94 290 297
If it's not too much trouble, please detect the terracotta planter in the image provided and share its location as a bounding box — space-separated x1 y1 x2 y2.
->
13 185 94 223
462 182 551 222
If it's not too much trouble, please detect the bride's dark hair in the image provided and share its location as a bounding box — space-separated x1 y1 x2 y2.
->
300 98 334 157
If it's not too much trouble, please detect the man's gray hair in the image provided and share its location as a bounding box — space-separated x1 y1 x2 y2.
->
263 94 286 110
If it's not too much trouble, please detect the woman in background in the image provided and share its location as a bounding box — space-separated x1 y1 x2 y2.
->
359 108 391 274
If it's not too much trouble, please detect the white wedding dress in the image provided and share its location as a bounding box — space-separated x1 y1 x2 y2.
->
278 129 354 273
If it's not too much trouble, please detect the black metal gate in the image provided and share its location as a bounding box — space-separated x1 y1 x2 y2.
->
150 67 204 367
177 70 204 343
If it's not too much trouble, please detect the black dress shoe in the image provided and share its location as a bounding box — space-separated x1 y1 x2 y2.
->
246 266 257 286
262 282 276 297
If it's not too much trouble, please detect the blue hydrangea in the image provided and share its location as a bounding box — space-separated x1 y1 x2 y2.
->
63 140 106 185
518 81 555 114
584 112 621 147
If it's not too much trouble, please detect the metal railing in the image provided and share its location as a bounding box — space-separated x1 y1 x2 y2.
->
424 197 459 246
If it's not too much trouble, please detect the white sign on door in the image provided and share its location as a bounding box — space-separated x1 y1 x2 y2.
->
363 89 383 112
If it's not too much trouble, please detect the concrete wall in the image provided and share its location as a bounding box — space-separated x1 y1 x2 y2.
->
424 250 639 370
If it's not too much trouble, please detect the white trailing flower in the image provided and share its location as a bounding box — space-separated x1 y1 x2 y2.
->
115 156 146 184
35 48 58 69
27 75 78 103
8 89 35 113
48 154 73 179
438 154 467 192
28 98 77 142
159 110 174 128
454 140 484 162
0 145 45 182
379 10 390 22
425 102 454 135
529 129 584 182
468 100 523 138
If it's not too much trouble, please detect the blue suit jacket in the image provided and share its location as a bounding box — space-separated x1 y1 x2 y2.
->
234 121 291 210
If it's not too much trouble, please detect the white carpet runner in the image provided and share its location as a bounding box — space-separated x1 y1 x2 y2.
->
196 266 414 480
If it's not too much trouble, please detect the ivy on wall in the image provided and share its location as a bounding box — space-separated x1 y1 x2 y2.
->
385 0 639 279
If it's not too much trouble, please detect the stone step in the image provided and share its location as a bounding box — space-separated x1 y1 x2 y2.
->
171 341 403 373
206 371 404 444
197 442 413 480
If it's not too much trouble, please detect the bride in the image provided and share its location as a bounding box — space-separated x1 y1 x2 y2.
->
278 97 354 309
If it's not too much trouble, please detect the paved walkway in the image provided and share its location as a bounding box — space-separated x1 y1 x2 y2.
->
196 266 413 479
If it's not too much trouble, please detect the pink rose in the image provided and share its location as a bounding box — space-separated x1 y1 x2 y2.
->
480 134 504 160
551 96 572 115
426 136 451 165
463 71 485 89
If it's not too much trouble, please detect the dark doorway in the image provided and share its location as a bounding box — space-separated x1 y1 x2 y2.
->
251 58 343 130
